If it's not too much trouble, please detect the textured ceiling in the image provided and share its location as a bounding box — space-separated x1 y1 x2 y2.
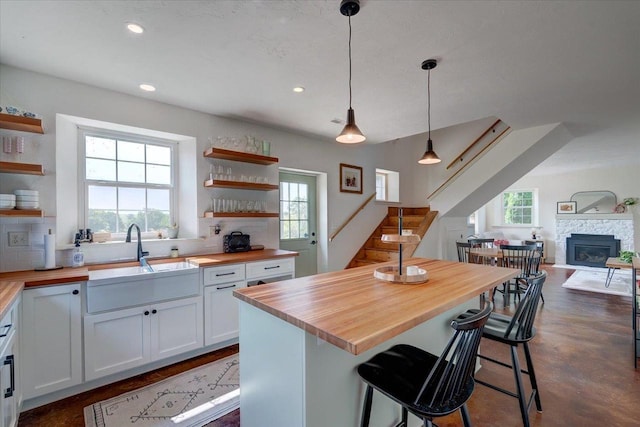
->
1 0 638 174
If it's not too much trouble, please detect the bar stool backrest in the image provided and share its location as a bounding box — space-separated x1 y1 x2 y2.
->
499 244 537 278
504 272 546 341
456 242 473 263
415 302 493 411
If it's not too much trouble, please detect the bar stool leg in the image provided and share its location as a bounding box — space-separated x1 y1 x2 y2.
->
523 342 542 412
360 385 373 427
460 403 472 427
510 345 530 427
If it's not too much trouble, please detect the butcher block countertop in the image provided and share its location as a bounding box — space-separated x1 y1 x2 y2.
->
234 257 518 355
0 248 297 321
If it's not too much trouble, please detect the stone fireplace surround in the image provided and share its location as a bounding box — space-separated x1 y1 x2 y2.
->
555 213 633 265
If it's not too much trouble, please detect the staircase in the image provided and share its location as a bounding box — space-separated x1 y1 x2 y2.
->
346 207 437 269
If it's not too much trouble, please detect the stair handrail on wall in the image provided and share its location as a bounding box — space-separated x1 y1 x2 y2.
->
329 193 376 242
427 123 511 200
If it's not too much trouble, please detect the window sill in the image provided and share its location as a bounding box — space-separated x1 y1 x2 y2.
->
56 237 202 250
491 225 535 228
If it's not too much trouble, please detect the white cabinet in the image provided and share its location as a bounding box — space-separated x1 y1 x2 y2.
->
0 297 20 427
203 264 246 346
21 284 82 400
246 257 295 282
84 296 203 381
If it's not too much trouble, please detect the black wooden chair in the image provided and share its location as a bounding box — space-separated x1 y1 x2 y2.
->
495 244 537 304
457 272 546 427
456 241 473 263
357 302 493 427
524 240 546 303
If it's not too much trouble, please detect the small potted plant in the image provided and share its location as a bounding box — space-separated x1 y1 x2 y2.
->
167 223 179 239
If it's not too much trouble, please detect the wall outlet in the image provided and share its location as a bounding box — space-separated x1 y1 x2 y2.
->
8 231 29 247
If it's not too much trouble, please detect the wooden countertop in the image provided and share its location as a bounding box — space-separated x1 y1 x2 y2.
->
186 249 297 267
234 257 518 355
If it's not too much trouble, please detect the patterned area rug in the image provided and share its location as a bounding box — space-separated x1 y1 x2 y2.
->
561 269 632 296
84 354 239 427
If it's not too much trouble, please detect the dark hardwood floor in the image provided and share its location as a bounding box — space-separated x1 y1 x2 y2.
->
18 266 640 426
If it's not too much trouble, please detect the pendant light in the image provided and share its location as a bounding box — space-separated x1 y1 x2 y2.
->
418 59 441 164
336 0 366 144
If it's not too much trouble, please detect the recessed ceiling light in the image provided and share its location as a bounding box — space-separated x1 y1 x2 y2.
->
139 83 156 92
293 86 305 93
127 23 144 34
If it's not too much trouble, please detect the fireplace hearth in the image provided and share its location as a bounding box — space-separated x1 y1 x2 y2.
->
566 234 621 268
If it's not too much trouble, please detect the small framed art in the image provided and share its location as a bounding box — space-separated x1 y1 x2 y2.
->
557 201 577 214
340 163 363 194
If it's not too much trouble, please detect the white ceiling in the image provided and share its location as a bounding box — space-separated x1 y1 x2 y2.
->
1 1 639 175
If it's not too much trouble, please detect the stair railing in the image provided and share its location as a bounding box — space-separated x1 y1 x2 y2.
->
329 193 376 242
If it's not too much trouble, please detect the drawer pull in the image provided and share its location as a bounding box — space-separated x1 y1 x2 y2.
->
216 284 237 290
0 324 11 338
72 289 79 295
264 265 280 270
215 272 236 277
4 355 14 398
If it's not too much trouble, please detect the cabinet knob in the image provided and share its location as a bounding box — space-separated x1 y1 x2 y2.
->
151 309 157 314
144 311 150 316
72 289 79 295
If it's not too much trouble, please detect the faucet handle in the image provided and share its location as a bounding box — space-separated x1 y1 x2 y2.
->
141 251 149 257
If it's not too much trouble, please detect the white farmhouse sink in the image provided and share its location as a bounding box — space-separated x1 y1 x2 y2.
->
88 261 197 282
87 261 200 313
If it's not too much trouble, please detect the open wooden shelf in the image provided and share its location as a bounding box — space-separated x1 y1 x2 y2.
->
204 211 279 218
203 179 279 191
0 161 45 175
0 209 43 217
0 113 44 134
203 147 278 165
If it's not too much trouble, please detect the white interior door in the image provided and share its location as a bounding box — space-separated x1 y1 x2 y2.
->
279 172 317 277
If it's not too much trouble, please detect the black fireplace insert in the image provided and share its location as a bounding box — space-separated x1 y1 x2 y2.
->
566 234 621 268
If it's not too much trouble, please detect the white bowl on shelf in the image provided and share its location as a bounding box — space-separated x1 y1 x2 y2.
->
15 195 39 202
16 201 39 209
0 194 16 201
0 201 16 209
14 189 39 196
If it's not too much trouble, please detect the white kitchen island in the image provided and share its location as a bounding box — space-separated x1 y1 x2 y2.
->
234 258 517 427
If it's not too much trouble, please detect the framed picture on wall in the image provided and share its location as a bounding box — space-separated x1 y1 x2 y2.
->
557 201 577 214
339 163 363 194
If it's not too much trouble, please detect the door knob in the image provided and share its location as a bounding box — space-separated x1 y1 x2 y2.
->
310 240 316 245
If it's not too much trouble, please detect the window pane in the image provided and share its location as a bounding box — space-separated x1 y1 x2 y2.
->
147 144 171 165
86 136 116 159
290 183 299 201
118 161 145 183
120 211 146 231
119 187 146 211
147 164 171 184
148 188 170 211
86 158 116 181
289 221 299 239
88 185 117 210
147 210 171 231
300 221 309 238
298 184 308 201
88 210 120 233
299 202 308 220
280 182 289 201
118 140 145 162
280 221 289 239
280 201 289 220
290 202 299 220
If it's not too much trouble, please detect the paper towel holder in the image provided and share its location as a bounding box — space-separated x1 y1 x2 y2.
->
35 229 64 271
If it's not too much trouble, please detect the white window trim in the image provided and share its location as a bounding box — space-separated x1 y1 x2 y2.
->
77 126 178 239
500 188 538 227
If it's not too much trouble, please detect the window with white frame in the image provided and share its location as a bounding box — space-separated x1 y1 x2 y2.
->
502 190 537 225
80 129 176 235
375 168 399 202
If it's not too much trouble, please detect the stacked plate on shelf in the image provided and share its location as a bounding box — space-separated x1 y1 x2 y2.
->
0 194 16 210
14 189 39 210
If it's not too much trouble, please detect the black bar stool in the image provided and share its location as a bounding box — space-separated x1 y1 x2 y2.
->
458 272 546 427
357 302 493 427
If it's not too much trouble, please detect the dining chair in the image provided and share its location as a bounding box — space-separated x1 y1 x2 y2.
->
357 302 493 427
456 241 473 263
456 273 546 427
495 243 537 305
468 238 495 249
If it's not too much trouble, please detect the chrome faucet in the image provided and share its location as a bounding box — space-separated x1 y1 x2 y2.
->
125 223 149 261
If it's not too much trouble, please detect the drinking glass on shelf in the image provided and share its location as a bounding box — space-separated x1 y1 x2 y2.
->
2 136 11 153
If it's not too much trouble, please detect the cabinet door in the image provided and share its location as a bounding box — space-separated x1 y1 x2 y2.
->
21 284 82 399
150 297 203 361
204 281 246 346
0 332 17 427
84 306 150 381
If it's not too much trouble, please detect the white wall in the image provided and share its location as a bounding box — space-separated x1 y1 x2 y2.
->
0 64 433 272
482 163 640 262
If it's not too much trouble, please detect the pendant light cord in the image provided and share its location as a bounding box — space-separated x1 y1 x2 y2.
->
427 66 431 140
348 13 353 109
